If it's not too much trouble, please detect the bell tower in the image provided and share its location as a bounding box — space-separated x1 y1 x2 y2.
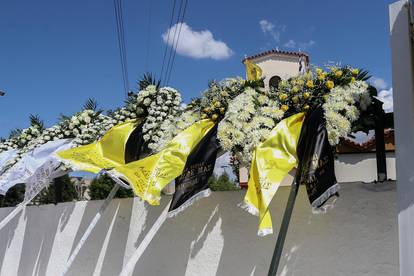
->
242 49 309 89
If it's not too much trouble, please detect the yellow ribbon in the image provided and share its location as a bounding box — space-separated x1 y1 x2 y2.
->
245 59 263 81
110 119 216 205
56 121 138 174
243 112 304 236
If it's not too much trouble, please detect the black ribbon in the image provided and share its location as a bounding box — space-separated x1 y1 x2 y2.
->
296 106 338 208
124 122 146 163
168 124 219 214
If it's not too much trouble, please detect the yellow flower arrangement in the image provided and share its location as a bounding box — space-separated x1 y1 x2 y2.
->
281 105 289 112
318 72 326 81
292 86 300 93
292 96 299 103
221 90 229 97
303 104 310 111
306 80 314 88
213 101 221 108
351 68 359 75
335 70 343 78
303 92 310 99
212 114 219 121
220 107 225 114
326 80 335 90
316 68 323 74
279 93 288 101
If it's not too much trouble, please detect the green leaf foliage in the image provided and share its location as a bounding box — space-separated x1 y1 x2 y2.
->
0 184 25 207
34 175 79 204
208 173 239 191
89 174 134 200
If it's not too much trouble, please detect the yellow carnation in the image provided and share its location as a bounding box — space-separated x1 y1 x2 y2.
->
292 96 299 103
279 93 288 101
303 92 310 99
212 114 219 120
335 70 343 78
292 86 300 93
303 104 310 111
318 73 326 81
326 80 335 89
306 80 314 88
316 68 323 74
351 68 359 75
281 105 289 112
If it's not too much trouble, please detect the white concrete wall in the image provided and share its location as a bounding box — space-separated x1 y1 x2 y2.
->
335 153 396 182
277 153 396 187
389 1 414 275
0 182 398 276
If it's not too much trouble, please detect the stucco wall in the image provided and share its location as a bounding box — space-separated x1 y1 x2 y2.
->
0 182 398 276
335 152 396 182
253 55 300 87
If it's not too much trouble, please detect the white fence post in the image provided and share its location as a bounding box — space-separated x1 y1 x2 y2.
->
389 1 414 275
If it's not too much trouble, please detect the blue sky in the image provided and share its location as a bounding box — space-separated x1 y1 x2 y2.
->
0 0 395 138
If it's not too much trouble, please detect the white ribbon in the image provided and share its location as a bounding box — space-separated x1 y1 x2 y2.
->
0 149 18 173
0 139 72 195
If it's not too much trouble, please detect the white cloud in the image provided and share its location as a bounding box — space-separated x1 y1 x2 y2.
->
162 23 233 60
370 77 388 90
298 40 316 50
259 19 285 42
377 87 393 113
284 39 296 48
284 39 315 50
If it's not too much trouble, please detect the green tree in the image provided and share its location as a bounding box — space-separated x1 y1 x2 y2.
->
35 175 79 204
0 184 25 207
89 174 134 200
208 173 239 191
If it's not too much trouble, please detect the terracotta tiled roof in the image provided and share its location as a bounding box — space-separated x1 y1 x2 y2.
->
338 129 395 153
242 49 310 64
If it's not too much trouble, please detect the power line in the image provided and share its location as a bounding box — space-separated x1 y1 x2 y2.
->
163 0 184 86
165 0 188 85
159 0 177 86
113 0 129 98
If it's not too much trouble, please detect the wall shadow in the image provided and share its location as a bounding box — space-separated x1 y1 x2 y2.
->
17 202 75 276
0 206 23 272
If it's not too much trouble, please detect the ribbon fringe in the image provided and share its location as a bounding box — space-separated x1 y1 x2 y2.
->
258 228 273 237
239 201 259 217
167 189 211 218
311 183 340 214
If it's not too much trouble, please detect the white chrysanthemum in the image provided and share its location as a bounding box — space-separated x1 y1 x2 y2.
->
217 85 283 165
323 80 370 146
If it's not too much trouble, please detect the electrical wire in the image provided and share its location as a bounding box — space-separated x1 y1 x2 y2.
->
113 0 129 98
159 0 177 85
165 0 188 85
163 0 184 86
